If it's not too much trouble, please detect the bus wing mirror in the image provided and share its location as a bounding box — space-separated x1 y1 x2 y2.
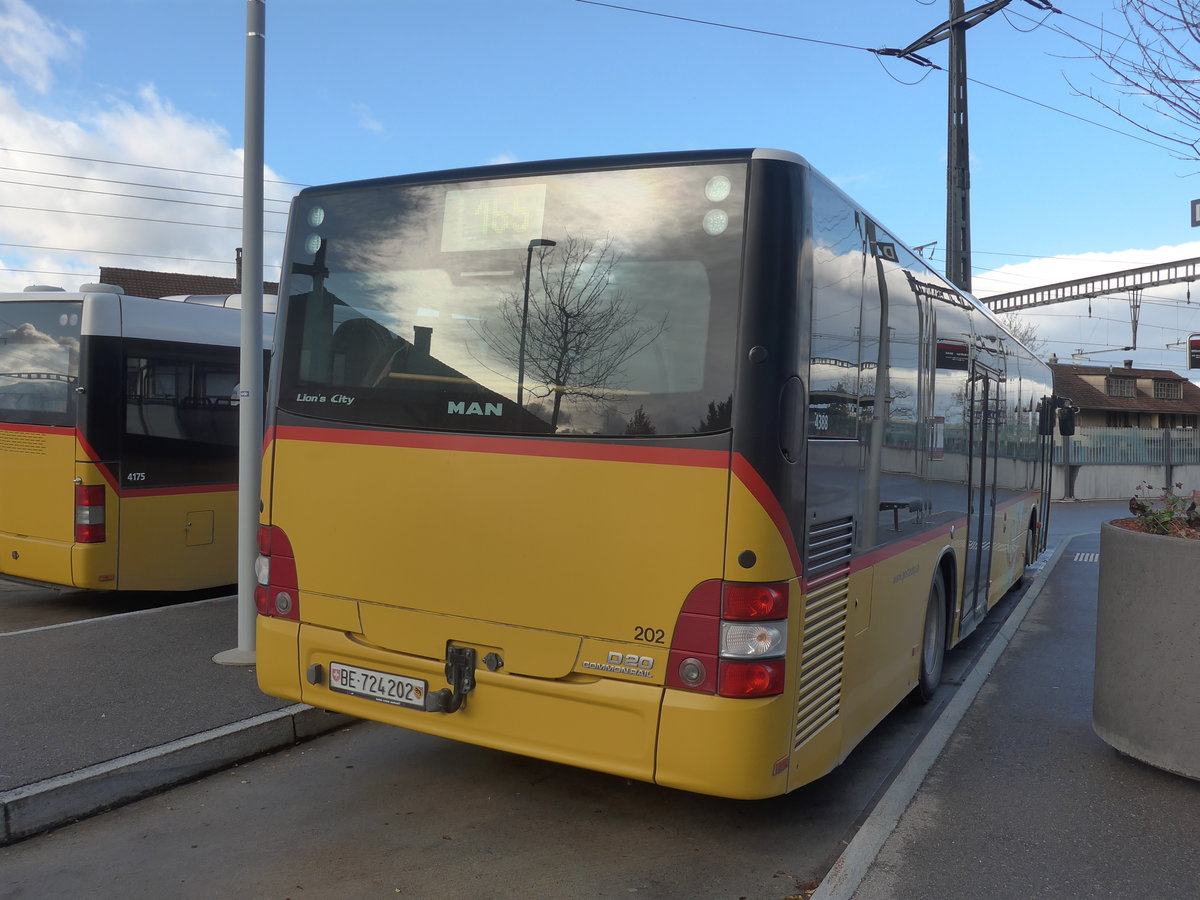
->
1058 404 1077 436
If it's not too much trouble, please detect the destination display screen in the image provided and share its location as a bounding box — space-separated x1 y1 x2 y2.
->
441 183 548 252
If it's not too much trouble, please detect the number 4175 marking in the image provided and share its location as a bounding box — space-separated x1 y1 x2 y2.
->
126 472 147 481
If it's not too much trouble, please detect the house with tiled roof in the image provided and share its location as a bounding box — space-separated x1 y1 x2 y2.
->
1049 359 1200 429
97 266 277 299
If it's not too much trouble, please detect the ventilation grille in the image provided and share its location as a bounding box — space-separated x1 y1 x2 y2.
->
795 518 852 750
0 431 47 455
807 516 854 577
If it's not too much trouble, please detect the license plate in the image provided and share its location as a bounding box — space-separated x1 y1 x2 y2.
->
328 661 427 710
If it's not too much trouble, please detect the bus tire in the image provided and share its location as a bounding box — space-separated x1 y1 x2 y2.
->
914 575 947 704
1014 515 1037 588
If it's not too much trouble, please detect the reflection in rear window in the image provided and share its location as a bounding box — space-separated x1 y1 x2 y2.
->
278 163 744 437
0 301 81 426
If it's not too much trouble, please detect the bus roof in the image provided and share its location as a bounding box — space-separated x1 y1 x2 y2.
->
4 284 277 315
294 148 810 198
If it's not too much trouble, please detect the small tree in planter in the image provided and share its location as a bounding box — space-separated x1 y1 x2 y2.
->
1116 481 1200 539
1095 482 1200 780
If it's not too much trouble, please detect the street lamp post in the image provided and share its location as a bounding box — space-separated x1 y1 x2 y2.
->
517 238 556 408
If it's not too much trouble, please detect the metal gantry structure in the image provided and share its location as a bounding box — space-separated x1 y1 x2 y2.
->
979 255 1200 349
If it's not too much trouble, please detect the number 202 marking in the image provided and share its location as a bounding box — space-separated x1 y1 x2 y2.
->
634 626 666 644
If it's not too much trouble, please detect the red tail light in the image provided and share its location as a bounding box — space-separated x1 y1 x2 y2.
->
667 579 790 699
74 484 106 543
718 659 786 697
722 583 788 620
255 525 299 620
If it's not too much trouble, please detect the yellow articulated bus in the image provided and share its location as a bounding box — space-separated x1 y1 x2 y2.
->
255 149 1053 799
0 284 273 592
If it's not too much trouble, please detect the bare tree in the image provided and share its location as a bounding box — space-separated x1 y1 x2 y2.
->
1069 1 1200 161
481 234 667 428
999 312 1048 357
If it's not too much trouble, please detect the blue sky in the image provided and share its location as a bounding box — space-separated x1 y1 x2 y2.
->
3 0 1200 370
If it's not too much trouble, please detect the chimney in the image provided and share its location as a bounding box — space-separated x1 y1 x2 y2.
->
1124 359 1133 369
413 325 432 356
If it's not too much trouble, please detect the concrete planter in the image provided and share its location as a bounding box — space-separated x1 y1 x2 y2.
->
1094 521 1200 780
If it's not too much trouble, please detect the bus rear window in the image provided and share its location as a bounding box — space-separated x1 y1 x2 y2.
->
277 163 743 436
0 301 81 426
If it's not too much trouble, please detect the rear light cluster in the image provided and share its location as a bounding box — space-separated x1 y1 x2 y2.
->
667 580 789 699
255 525 299 620
74 484 106 543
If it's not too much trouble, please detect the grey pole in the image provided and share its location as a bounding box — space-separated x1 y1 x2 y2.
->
216 0 265 666
946 0 971 293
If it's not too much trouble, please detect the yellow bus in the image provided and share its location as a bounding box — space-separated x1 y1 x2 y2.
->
0 283 273 592
256 149 1052 799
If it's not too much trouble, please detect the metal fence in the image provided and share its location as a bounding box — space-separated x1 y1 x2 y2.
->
1055 426 1200 466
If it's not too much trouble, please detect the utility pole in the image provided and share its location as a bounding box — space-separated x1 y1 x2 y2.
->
947 0 972 294
882 1 1029 292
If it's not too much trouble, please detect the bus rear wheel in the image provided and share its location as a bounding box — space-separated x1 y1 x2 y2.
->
914 576 947 704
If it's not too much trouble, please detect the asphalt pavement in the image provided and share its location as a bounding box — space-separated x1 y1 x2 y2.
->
3 500 1197 900
0 592 351 844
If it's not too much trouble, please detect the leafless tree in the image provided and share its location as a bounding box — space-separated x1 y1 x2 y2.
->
481 234 667 428
1069 1 1200 161
999 312 1048 357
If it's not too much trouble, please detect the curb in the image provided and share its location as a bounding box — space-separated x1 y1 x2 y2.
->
810 537 1072 900
0 705 355 846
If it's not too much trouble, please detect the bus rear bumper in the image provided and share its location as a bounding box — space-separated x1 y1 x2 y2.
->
266 620 663 784
0 532 116 590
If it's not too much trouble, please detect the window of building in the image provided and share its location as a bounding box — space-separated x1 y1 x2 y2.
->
1153 380 1183 400
1159 414 1197 429
1106 410 1132 427
1106 376 1136 398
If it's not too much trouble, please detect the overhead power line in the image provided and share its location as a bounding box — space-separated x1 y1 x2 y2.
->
0 145 307 188
0 241 283 269
0 204 286 234
577 0 1177 153
574 0 875 51
0 165 292 203
0 177 290 215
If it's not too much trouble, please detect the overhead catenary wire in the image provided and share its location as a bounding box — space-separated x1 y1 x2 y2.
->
575 0 1179 153
0 204 287 233
0 165 293 203
0 145 306 188
0 241 283 270
0 177 290 215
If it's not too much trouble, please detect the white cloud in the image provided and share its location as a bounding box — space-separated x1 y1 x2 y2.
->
0 0 83 94
0 80 292 293
352 102 383 134
978 244 1200 373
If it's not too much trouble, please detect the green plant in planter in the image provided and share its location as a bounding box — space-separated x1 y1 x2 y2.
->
1129 481 1197 534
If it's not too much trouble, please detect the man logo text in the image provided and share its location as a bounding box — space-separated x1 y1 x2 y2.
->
447 401 503 416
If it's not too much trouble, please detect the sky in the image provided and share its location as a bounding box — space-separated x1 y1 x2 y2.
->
3 0 1200 372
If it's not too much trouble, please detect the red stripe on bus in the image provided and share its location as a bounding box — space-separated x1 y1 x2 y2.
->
842 489 1041 579
0 422 75 436
729 454 804 576
73 429 120 493
273 424 730 469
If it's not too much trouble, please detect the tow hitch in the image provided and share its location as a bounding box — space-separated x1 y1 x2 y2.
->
425 645 477 713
